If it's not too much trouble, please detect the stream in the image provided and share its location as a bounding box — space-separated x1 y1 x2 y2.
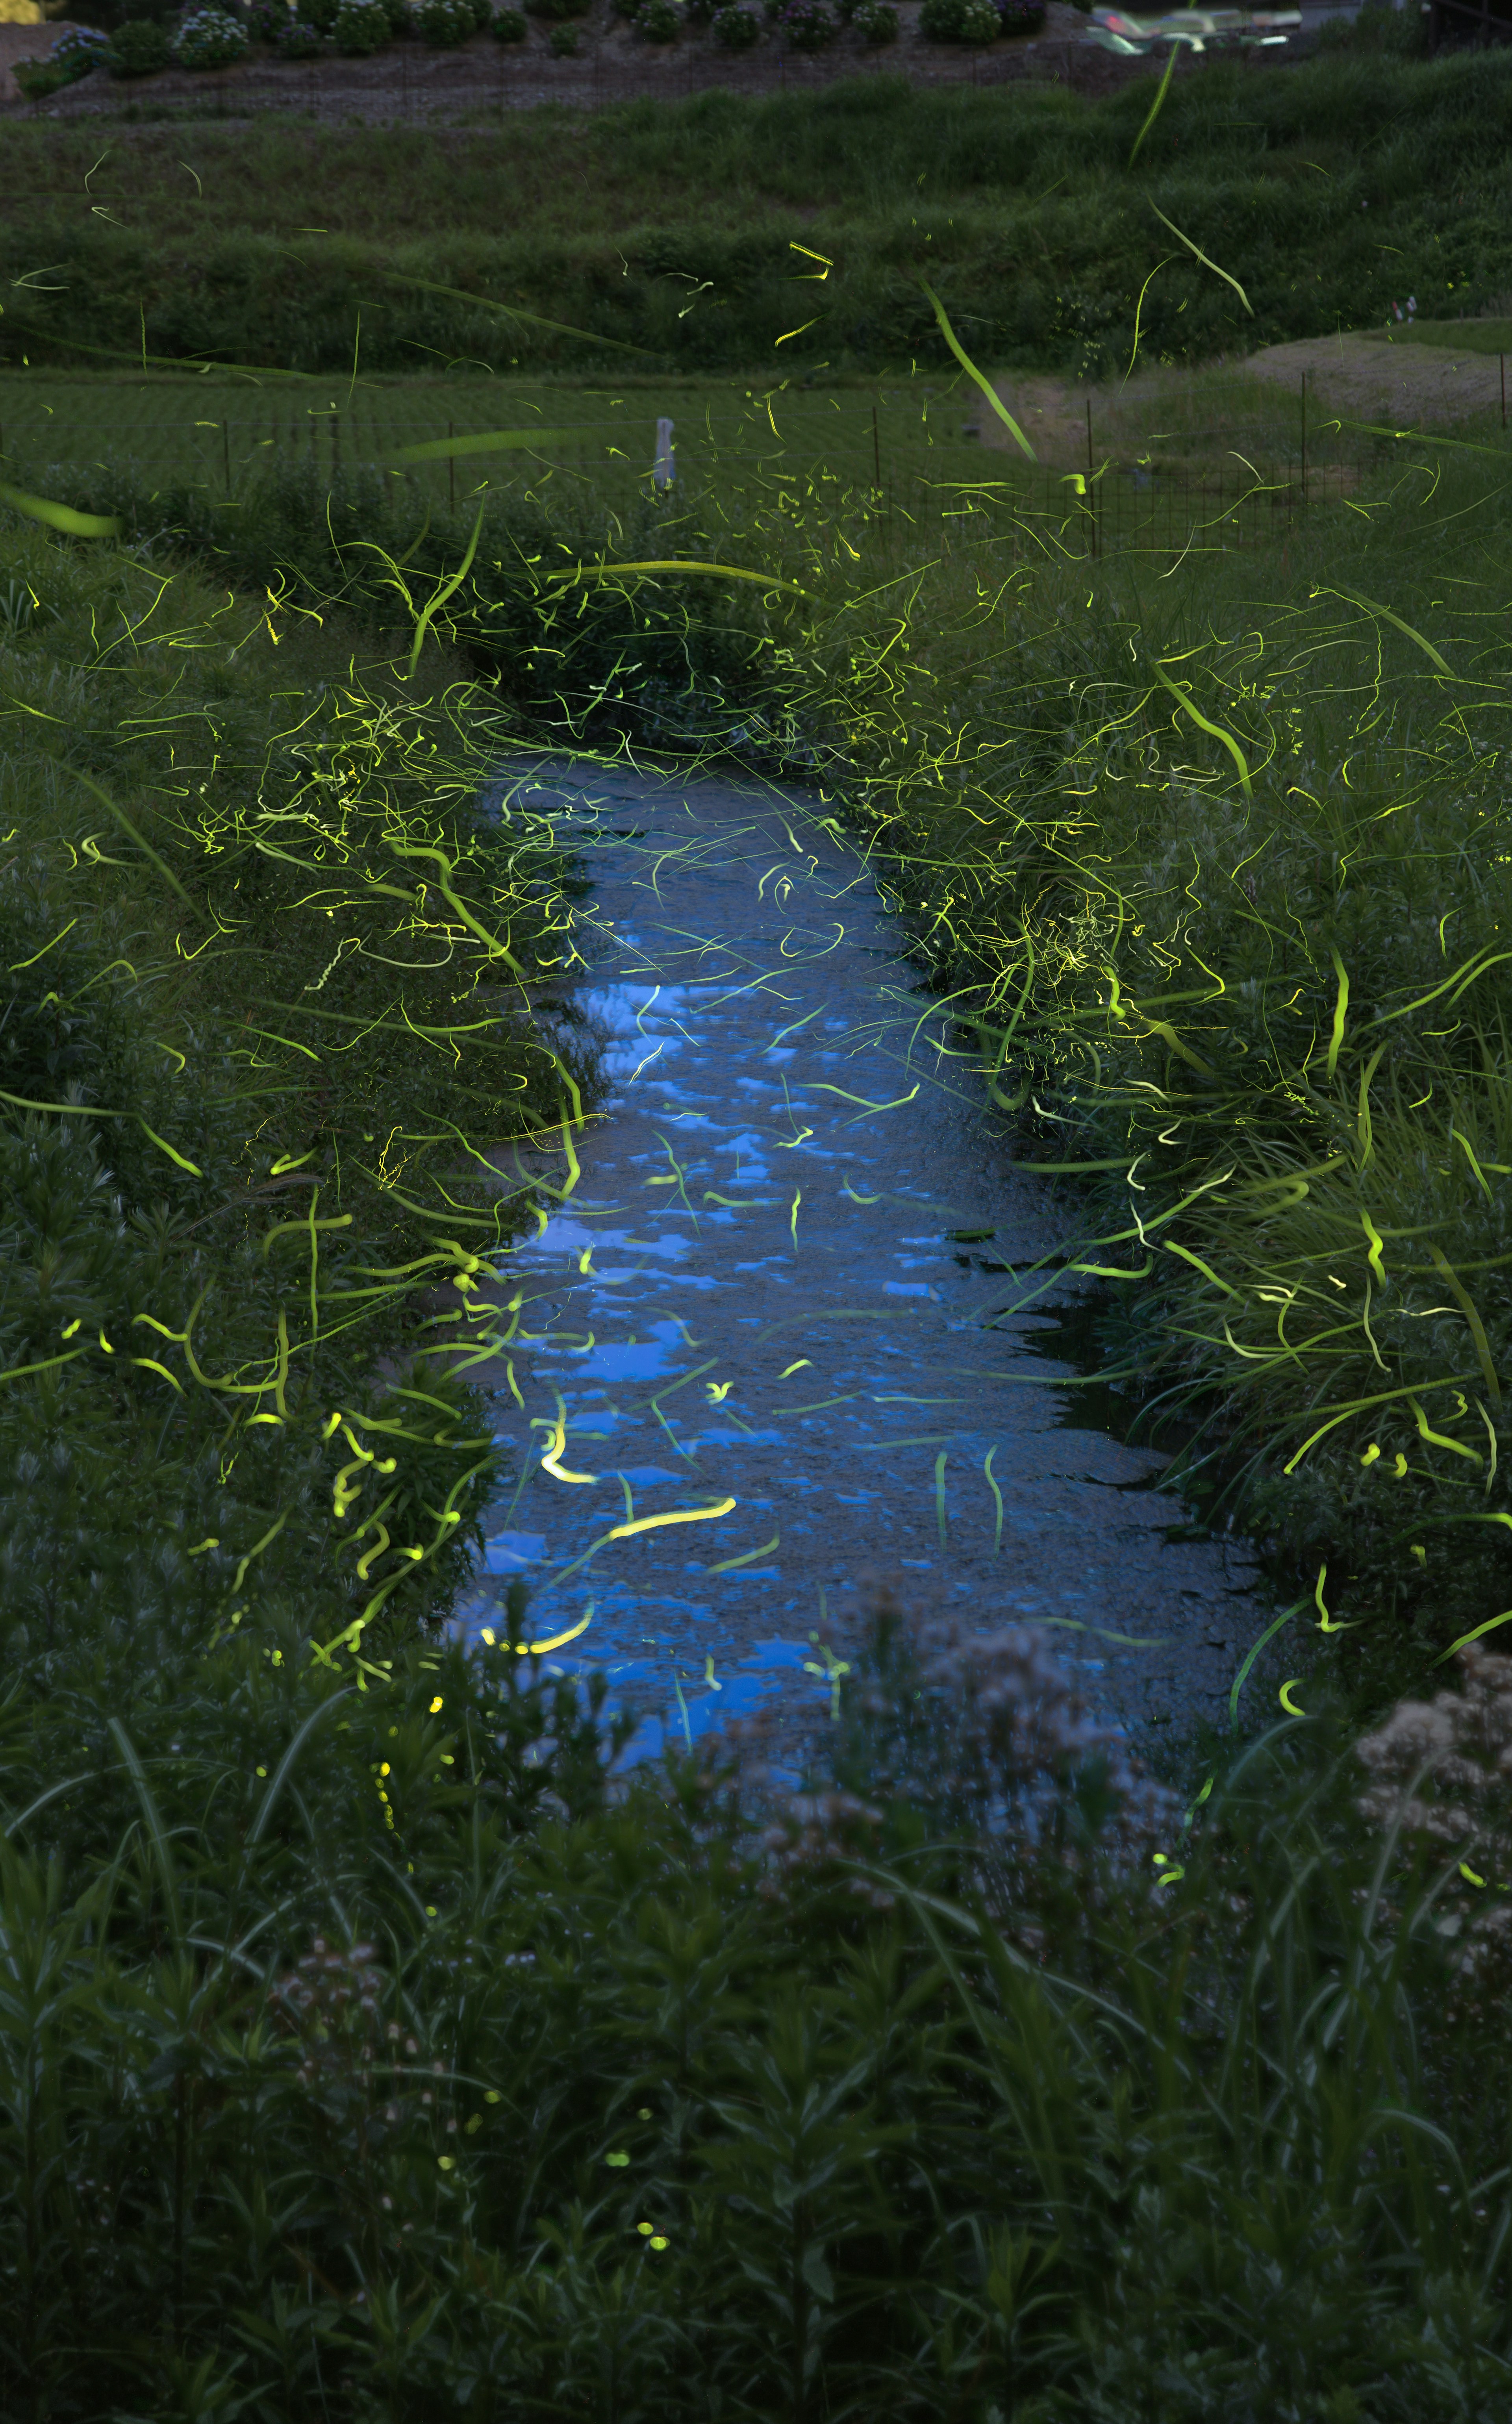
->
454 755 1271 1776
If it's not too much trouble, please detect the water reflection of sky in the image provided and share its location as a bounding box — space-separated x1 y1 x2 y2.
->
453 758 1263 1770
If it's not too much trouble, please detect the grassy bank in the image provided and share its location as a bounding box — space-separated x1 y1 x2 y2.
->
0 473 607 1664
18 354 1512 1678
5 42 1512 378
6 333 1512 2409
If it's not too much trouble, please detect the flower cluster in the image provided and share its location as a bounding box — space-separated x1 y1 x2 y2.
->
1357 1644 1512 1981
711 0 761 38
51 24 111 70
170 7 252 65
271 1936 386 2089
759 1790 895 1910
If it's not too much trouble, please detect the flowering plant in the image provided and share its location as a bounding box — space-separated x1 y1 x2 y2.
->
334 0 390 50
780 0 835 44
711 0 760 39
170 8 252 65
52 24 112 71
413 0 474 38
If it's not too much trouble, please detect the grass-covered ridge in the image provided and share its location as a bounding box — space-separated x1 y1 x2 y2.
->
6 42 1512 377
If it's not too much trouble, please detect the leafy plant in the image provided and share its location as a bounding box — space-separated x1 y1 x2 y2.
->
779 0 834 43
106 17 172 70
711 0 760 38
333 0 391 48
852 0 896 40
920 0 1000 39
413 0 474 38
491 3 526 30
170 6 252 63
636 0 682 34
548 17 579 48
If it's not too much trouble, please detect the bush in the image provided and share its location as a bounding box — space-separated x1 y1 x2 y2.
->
919 0 996 34
51 24 113 71
852 0 895 37
332 0 389 48
170 6 251 62
548 16 578 46
997 0 1043 26
780 0 834 42
10 56 70 97
245 0 293 37
413 0 473 35
298 0 342 28
635 0 681 33
526 0 590 17
711 0 760 38
491 3 526 31
275 11 323 47
106 15 172 69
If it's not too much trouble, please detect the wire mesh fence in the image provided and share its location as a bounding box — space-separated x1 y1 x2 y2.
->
0 381 1369 567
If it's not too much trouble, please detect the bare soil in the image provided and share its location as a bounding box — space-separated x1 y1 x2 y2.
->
978 331 1510 471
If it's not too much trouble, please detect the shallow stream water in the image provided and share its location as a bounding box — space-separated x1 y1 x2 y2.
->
454 756 1271 1773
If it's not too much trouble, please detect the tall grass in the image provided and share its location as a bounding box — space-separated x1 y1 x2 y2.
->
6 48 1512 377
6 94 1512 2392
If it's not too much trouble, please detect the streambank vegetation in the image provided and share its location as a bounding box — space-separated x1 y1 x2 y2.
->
4 58 1512 2391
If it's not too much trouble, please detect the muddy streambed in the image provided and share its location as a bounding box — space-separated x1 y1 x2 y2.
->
454 757 1275 1776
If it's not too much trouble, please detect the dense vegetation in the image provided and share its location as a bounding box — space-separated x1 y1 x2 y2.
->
4 32 1511 379
7 30 1512 2413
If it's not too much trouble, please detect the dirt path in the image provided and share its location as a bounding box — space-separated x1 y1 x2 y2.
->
983 333 1508 469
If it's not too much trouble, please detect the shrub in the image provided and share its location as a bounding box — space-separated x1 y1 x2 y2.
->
413 0 473 36
997 0 1044 27
51 24 113 72
275 11 323 46
333 0 389 47
852 0 896 37
245 0 292 37
711 0 760 38
10 56 70 97
548 17 578 46
526 0 590 18
106 15 172 69
919 0 997 35
491 3 526 31
170 6 251 61
780 0 834 42
635 0 681 34
298 0 341 25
